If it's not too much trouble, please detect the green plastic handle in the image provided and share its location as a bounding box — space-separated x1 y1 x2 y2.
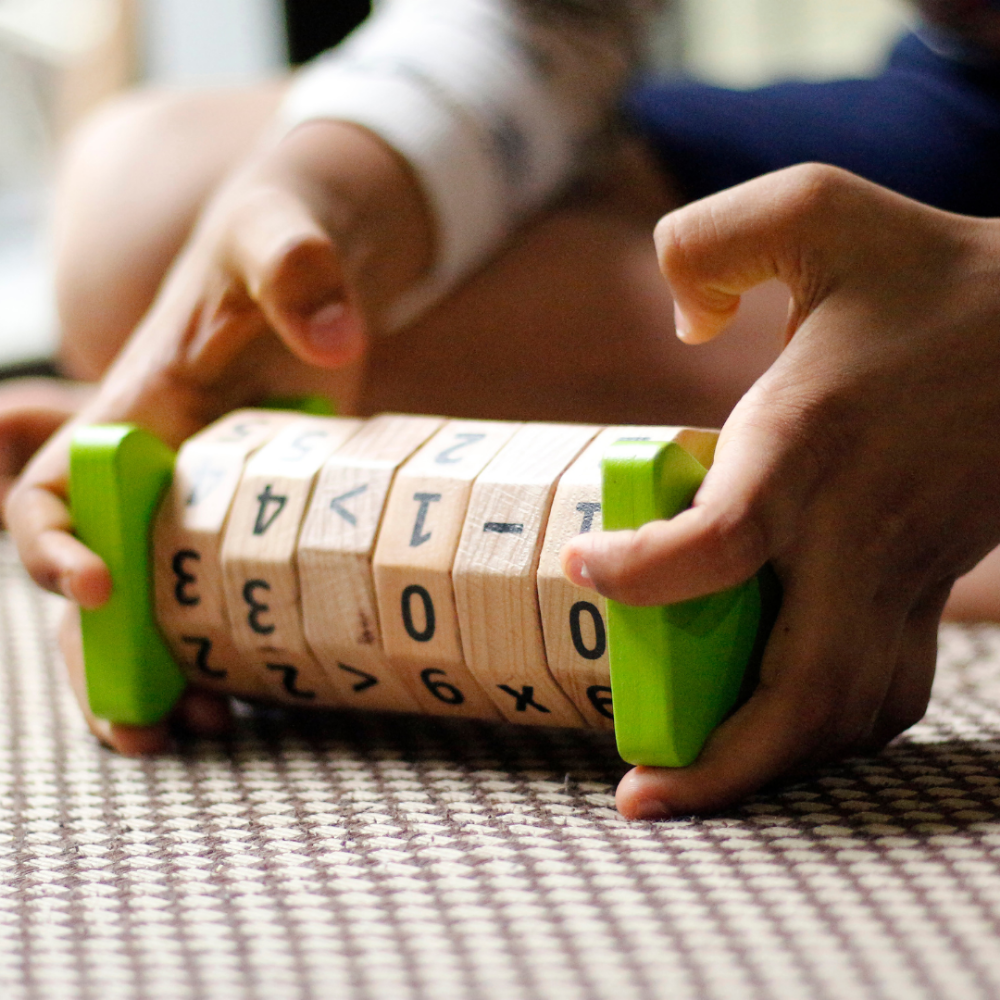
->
602 440 776 767
70 424 185 725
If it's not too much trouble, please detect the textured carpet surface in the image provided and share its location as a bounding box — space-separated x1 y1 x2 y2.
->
1 536 999 1000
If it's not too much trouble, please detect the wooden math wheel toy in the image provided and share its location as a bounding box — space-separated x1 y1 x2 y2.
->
68 408 778 768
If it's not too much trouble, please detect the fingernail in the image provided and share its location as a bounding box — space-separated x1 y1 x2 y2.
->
305 300 365 364
632 799 672 821
564 553 593 588
673 303 691 340
306 301 347 343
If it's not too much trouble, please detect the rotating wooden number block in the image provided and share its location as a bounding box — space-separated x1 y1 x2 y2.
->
536 425 719 729
297 413 445 712
372 420 521 719
453 422 602 727
69 413 775 765
153 409 293 698
220 416 362 704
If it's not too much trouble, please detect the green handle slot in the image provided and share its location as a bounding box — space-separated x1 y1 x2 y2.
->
602 440 777 767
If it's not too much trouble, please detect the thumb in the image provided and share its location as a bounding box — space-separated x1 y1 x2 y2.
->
561 402 812 605
655 163 875 345
223 185 366 368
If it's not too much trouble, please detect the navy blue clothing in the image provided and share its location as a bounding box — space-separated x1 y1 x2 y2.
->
627 33 1000 217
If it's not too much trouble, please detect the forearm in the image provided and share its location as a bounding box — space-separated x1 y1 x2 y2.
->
278 0 664 325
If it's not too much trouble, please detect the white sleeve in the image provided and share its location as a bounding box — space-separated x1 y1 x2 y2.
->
277 0 662 327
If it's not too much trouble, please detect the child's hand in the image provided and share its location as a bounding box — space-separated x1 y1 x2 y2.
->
563 164 1000 818
6 118 432 751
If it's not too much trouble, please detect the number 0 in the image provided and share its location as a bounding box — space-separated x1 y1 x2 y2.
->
569 601 606 660
401 585 435 643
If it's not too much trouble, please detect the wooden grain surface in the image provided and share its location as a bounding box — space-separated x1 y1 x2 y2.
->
452 422 601 727
298 414 444 712
372 420 520 719
219 416 362 704
153 409 293 698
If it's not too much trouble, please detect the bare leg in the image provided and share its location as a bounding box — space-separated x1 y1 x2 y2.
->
53 82 288 379
361 195 789 426
0 83 288 515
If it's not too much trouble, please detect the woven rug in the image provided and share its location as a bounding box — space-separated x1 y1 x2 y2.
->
1 535 998 1000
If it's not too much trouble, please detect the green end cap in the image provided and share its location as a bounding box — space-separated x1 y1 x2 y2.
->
260 394 337 416
69 425 187 726
602 440 769 768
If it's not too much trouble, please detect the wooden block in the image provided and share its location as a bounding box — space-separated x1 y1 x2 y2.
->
297 413 445 712
452 422 602 727
536 425 719 729
219 416 362 705
153 409 293 698
372 419 521 719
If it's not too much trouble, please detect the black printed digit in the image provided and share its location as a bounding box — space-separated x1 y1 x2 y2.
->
266 663 316 700
420 668 464 705
434 432 485 465
284 430 326 460
569 601 606 661
409 493 441 547
181 635 226 680
253 484 287 535
337 662 379 693
217 419 265 442
575 501 601 534
185 463 225 507
586 685 613 720
243 579 275 635
401 585 435 642
172 550 201 607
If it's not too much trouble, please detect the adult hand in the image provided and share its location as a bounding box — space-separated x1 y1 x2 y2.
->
562 164 1000 817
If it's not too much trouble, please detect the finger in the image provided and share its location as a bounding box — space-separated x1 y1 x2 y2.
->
222 186 366 368
175 688 233 737
562 402 817 605
60 603 173 753
865 583 948 750
6 481 110 604
0 381 95 525
653 163 906 345
615 570 900 818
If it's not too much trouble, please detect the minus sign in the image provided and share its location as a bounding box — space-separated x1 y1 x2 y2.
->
484 522 523 534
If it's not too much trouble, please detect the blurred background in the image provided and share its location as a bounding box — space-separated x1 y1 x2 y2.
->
0 0 910 372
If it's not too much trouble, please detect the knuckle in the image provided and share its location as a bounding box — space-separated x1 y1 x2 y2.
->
698 504 771 584
777 163 852 224
597 530 662 605
654 202 721 278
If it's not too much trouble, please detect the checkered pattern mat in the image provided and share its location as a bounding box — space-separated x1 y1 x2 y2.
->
1 536 999 1000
